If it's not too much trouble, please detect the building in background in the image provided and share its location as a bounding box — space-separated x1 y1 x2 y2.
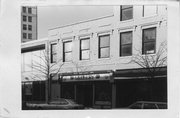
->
22 5 167 109
21 6 37 43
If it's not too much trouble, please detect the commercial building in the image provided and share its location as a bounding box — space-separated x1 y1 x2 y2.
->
21 5 167 109
21 6 37 43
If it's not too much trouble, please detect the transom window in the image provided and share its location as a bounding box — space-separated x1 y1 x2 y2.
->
51 43 57 63
120 5 133 21
120 31 132 56
142 27 156 54
80 38 90 60
99 35 110 58
63 41 72 62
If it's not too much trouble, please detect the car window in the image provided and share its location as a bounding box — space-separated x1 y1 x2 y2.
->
143 103 157 109
157 104 167 109
129 103 142 109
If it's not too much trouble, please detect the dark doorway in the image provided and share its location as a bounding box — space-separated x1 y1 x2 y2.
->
76 84 93 107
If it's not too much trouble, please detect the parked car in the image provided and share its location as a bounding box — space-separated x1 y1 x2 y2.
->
26 98 84 110
127 101 167 109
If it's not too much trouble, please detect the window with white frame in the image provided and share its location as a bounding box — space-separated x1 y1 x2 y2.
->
51 43 57 63
120 31 132 56
142 27 156 54
63 41 72 62
120 5 133 21
99 34 110 58
143 5 157 17
80 38 90 60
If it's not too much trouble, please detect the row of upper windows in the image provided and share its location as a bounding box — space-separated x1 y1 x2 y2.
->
120 5 157 21
23 33 32 39
50 27 156 63
22 16 32 22
22 7 32 14
23 24 32 31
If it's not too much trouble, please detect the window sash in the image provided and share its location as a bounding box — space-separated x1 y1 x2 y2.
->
64 52 72 62
51 44 57 63
81 50 90 60
80 38 90 50
28 16 32 22
28 8 32 14
120 5 133 21
28 25 32 31
23 33 27 39
120 44 132 56
22 7 26 13
28 34 32 39
23 24 27 30
23 16 26 22
142 28 156 54
100 47 110 58
99 35 110 48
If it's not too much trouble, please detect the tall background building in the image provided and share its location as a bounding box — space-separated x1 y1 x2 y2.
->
21 6 37 43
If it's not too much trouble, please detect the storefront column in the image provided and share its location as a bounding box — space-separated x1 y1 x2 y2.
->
92 83 95 107
112 83 116 108
74 84 77 101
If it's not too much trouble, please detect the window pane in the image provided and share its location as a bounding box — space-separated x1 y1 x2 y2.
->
121 32 132 44
64 42 72 52
81 39 90 50
23 16 26 21
100 47 110 58
51 44 57 53
143 5 157 17
143 42 155 54
28 25 32 31
24 52 32 71
28 8 32 14
121 5 133 9
100 35 110 47
121 45 132 56
65 52 72 62
143 28 156 42
28 16 32 22
23 24 27 30
23 33 26 39
22 7 26 13
81 50 90 60
121 7 133 21
28 33 32 39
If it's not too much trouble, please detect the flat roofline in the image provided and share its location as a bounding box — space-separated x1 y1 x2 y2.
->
21 37 48 46
48 14 114 31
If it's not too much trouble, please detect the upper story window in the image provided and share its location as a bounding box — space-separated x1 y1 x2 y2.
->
51 43 57 63
99 34 110 58
143 5 157 17
23 16 26 22
28 33 32 39
80 38 90 60
23 33 27 39
28 25 32 31
120 31 132 56
28 16 32 22
120 5 133 21
63 41 72 62
28 8 32 14
22 7 26 13
23 24 27 30
142 27 156 54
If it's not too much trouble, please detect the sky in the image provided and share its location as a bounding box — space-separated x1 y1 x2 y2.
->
38 6 113 39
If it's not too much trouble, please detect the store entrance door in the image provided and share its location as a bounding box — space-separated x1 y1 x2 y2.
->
76 84 93 108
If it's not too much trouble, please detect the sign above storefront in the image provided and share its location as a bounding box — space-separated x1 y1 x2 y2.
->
59 73 112 82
